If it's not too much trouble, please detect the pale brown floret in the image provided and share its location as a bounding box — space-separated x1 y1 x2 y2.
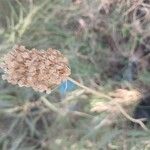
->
0 45 71 94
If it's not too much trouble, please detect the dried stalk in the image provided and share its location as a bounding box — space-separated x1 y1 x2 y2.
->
68 77 149 131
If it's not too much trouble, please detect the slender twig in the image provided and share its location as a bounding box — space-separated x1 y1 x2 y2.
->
68 77 112 100
41 97 59 113
61 89 85 104
114 102 148 131
41 96 93 118
69 111 94 118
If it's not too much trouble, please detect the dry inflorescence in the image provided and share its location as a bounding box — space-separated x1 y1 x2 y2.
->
0 45 71 93
91 89 141 113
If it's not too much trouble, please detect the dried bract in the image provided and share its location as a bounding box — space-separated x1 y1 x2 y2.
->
0 45 71 93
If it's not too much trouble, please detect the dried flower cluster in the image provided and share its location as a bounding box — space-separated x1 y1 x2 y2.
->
91 89 141 113
0 45 71 93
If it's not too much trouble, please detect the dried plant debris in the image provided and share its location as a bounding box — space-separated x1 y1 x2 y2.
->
91 89 141 113
0 45 71 93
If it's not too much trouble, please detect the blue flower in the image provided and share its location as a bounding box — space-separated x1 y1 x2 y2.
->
58 80 76 95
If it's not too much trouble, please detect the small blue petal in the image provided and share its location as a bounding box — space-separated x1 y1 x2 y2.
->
58 80 76 95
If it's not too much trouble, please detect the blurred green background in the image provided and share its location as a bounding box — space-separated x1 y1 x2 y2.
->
0 0 150 149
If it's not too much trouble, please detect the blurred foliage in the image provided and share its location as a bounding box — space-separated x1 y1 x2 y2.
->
0 0 150 149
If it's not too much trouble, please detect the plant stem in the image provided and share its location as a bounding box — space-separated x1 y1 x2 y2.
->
68 77 112 100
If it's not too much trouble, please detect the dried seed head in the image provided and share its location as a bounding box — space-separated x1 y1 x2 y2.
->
0 45 71 93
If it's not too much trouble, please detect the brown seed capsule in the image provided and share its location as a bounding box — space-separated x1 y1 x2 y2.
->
0 45 71 93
